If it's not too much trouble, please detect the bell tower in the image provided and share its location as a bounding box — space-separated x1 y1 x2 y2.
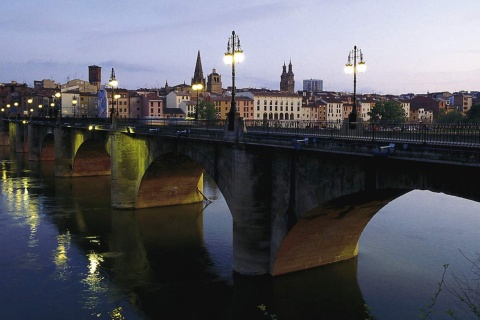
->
280 60 295 93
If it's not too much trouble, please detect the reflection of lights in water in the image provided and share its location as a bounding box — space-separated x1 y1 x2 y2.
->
110 307 126 319
82 252 107 309
54 232 72 280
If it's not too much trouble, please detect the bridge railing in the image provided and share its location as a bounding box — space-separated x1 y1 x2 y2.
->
6 117 480 149
242 120 480 148
116 118 227 138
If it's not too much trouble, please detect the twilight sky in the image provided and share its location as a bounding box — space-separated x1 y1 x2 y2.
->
1 0 479 94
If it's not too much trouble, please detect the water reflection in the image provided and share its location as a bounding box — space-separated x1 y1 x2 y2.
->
2 144 480 319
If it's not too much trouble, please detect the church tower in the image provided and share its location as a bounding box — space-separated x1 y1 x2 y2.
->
207 68 222 94
191 50 206 88
280 60 295 93
88 65 101 91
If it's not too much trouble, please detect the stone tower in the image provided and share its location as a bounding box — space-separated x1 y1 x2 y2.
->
88 65 101 91
207 68 222 94
191 50 206 88
280 60 295 93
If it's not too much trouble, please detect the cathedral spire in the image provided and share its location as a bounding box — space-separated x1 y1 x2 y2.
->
192 50 204 86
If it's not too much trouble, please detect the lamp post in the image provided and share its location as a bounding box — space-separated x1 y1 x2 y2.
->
54 92 61 118
72 96 78 118
192 83 203 120
27 98 33 118
38 104 43 118
50 102 55 117
224 30 244 131
344 45 366 128
109 68 118 124
114 94 121 117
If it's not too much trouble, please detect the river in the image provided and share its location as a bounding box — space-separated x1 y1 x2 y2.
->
0 145 479 319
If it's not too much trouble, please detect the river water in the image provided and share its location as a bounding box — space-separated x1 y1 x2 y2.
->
1 145 479 320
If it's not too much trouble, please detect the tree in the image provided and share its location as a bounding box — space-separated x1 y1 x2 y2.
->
466 104 480 123
196 100 217 121
368 101 406 123
435 110 465 123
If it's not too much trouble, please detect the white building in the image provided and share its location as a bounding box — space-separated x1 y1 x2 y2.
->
237 91 302 120
166 91 190 111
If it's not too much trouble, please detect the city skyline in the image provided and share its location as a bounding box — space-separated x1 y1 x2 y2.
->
1 0 479 94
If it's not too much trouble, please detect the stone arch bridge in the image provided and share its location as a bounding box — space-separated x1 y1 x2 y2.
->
6 119 480 276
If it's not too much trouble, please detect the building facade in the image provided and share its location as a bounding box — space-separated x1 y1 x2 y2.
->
303 79 323 92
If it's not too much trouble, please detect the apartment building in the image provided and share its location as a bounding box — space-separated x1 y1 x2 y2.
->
237 91 302 120
210 95 254 120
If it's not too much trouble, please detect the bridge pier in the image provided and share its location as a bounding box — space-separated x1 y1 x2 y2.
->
225 147 273 275
28 123 54 161
9 121 28 153
110 132 204 209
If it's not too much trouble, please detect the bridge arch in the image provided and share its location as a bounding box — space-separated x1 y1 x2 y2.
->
136 153 204 208
272 189 408 276
72 138 111 176
40 133 55 161
270 150 480 276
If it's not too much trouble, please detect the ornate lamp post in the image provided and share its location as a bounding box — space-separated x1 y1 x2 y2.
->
224 30 244 131
344 46 366 128
109 68 118 124
192 83 203 120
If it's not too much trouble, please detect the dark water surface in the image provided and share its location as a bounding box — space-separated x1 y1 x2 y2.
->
1 146 479 319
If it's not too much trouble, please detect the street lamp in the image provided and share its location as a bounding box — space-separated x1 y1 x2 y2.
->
72 96 78 118
344 45 366 128
114 94 121 117
38 104 43 117
50 102 55 117
192 83 203 120
224 30 244 131
109 68 118 124
27 98 33 117
54 92 61 118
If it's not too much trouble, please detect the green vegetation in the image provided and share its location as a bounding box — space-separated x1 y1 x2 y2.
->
436 110 465 124
466 104 480 122
188 101 217 121
368 101 406 123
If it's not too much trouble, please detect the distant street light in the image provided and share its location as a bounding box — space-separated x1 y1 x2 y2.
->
224 30 244 131
192 83 203 120
72 96 78 118
109 68 118 124
27 98 33 117
114 94 121 117
54 92 61 118
344 45 366 128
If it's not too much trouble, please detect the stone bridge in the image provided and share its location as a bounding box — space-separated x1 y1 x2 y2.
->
6 119 480 276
